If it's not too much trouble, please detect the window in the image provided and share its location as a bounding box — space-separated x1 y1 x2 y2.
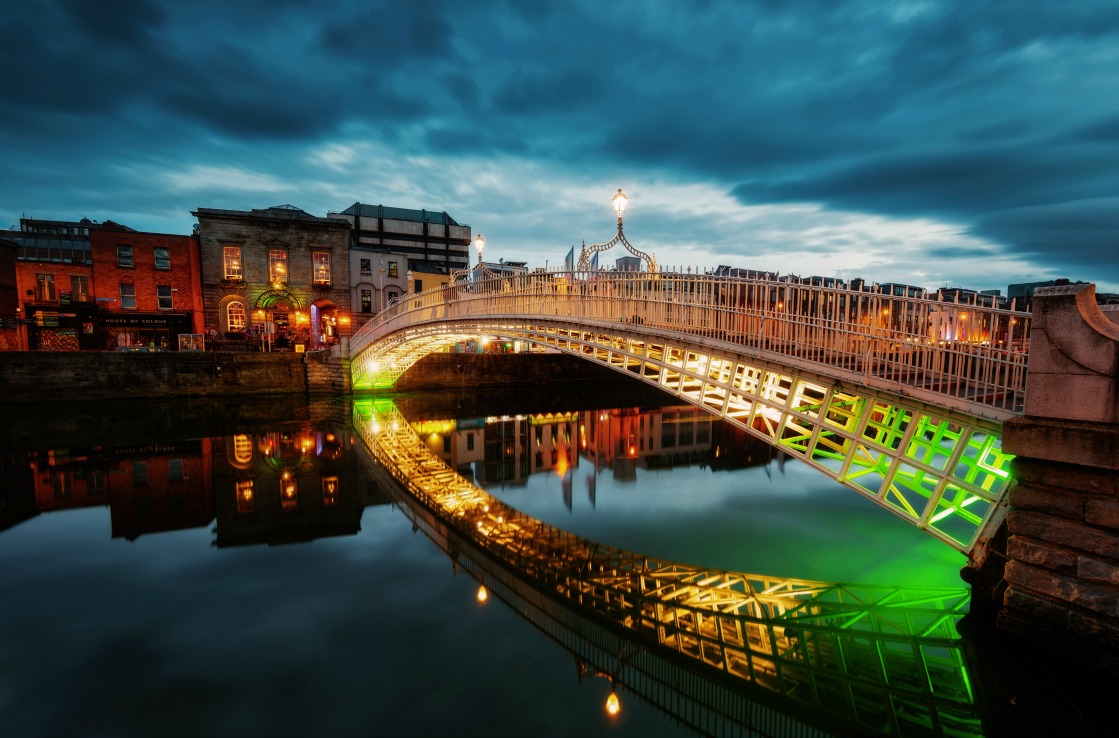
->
154 247 171 270
313 251 331 284
233 435 253 463
360 258 371 275
223 246 242 280
133 461 148 486
235 480 255 513
360 289 372 313
226 302 246 331
413 279 423 293
280 472 298 511
120 283 137 309
388 261 398 278
36 273 57 301
443 436 451 453
157 285 173 310
270 249 288 283
467 433 475 451
70 275 89 302
169 459 184 483
117 244 134 267
322 476 339 506
387 290 399 304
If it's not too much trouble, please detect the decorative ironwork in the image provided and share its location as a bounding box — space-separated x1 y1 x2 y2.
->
577 189 658 273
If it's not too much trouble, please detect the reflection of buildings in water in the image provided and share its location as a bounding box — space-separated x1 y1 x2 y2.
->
16 441 215 541
413 413 579 489
213 427 368 547
580 406 717 480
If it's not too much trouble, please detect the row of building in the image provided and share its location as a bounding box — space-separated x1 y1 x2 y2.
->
0 202 481 351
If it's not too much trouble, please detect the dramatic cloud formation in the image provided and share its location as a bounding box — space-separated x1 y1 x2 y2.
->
2 0 1116 293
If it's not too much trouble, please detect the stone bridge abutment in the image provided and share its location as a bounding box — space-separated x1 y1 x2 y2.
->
987 284 1119 670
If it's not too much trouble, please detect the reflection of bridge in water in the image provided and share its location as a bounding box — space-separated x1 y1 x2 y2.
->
349 271 1031 563
353 398 981 737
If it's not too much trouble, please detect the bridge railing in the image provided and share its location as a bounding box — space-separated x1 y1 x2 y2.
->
350 269 1032 416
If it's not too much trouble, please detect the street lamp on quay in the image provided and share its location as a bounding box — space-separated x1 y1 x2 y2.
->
577 188 658 273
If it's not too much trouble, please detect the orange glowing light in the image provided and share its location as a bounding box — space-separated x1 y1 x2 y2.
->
605 690 620 717
476 585 488 604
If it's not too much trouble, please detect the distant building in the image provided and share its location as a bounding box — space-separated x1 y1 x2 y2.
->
193 205 352 351
350 249 411 326
332 202 471 274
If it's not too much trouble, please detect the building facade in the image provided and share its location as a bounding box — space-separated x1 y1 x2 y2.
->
90 223 202 349
193 205 352 351
332 202 471 274
349 248 411 327
5 217 203 351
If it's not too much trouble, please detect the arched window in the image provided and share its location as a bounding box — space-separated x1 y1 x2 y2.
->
226 302 246 331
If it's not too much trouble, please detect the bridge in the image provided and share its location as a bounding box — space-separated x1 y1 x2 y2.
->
348 270 1032 562
353 397 982 737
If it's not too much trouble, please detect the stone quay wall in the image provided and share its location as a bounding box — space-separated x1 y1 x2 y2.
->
998 284 1119 673
0 349 619 403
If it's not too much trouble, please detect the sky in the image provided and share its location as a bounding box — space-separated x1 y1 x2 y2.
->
2 0 1117 294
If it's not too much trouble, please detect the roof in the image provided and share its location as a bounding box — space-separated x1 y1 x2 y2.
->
337 202 463 226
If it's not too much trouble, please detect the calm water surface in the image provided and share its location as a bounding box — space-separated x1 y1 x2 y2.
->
0 389 1113 737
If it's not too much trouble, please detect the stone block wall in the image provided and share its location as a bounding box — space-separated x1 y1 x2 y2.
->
998 283 1119 672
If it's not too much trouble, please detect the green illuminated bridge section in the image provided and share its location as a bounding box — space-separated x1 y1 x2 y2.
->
353 399 981 737
349 272 1028 560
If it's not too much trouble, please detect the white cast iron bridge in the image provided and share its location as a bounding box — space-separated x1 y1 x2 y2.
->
348 270 1033 563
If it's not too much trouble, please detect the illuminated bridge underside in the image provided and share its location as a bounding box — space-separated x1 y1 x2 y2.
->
353 399 980 737
353 319 1012 558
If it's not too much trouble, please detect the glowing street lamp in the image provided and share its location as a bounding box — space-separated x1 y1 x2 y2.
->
577 188 657 273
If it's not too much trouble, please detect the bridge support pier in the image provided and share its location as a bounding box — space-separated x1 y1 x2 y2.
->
969 284 1119 672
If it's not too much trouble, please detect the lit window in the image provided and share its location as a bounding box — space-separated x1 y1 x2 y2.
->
322 476 339 506
223 247 242 280
117 244 133 267
360 258 371 275
226 302 246 331
361 289 371 313
270 250 288 283
36 273 57 301
154 247 171 270
280 472 298 511
235 480 255 513
313 252 331 284
157 285 173 310
233 435 252 463
120 283 137 309
70 275 89 302
388 261 398 278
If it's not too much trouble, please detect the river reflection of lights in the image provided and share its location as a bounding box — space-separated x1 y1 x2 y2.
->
476 585 488 605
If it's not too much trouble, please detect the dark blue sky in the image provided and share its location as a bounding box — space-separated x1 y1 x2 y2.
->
3 0 1117 292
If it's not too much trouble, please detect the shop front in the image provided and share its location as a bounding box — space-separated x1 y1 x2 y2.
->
24 301 103 351
102 312 195 350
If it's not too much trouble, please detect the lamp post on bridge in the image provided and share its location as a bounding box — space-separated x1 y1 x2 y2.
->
577 188 658 273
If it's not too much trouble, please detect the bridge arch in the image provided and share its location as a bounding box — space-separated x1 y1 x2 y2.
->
349 271 1030 561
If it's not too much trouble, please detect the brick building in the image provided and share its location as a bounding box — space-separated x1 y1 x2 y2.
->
90 222 203 349
193 205 352 351
0 237 19 350
5 217 202 350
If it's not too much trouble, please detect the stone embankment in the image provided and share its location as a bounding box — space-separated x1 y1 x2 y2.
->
0 349 620 403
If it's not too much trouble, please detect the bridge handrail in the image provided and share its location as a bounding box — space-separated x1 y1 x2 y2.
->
350 269 1033 416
